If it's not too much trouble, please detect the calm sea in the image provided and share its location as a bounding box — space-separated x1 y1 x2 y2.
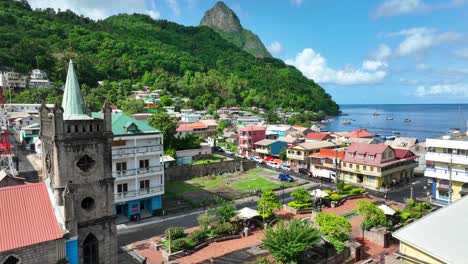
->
325 104 468 141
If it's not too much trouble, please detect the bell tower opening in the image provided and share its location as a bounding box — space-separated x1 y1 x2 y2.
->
83 234 99 264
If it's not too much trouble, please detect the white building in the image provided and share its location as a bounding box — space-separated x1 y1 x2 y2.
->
180 113 202 123
0 71 27 90
92 112 164 221
425 131 468 203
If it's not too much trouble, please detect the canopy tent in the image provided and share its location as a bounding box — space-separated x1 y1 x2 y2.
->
378 204 397 215
236 207 260 219
310 189 329 198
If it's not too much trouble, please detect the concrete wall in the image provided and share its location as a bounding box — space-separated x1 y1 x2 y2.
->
165 160 256 181
363 228 391 247
399 242 445 264
0 239 66 264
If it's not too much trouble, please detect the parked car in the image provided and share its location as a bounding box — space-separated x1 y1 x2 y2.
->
298 168 313 177
279 173 294 182
212 146 224 152
267 161 280 169
225 149 234 155
254 157 264 164
281 164 291 171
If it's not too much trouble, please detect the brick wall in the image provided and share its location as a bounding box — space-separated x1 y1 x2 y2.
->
165 160 256 181
0 239 66 264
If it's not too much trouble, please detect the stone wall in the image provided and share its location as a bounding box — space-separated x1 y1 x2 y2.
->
363 228 391 247
0 239 66 264
165 160 256 181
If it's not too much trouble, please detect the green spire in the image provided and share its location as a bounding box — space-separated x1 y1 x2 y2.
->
61 60 92 120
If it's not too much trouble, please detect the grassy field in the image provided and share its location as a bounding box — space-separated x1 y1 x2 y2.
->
192 154 226 165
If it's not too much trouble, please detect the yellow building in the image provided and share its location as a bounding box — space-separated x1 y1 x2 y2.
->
393 195 468 264
340 143 418 189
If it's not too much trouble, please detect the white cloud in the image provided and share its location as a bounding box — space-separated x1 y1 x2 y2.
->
362 60 388 71
165 0 180 17
388 27 461 56
28 0 160 20
374 0 467 18
267 41 284 56
285 48 387 85
416 83 468 97
370 44 392 60
454 48 468 59
291 0 304 6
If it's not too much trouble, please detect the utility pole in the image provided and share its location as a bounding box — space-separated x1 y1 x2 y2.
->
449 157 453 204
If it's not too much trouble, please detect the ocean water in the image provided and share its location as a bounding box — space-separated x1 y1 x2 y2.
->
325 104 468 141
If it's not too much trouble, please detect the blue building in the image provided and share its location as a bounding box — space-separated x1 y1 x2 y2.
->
254 139 288 158
92 112 165 221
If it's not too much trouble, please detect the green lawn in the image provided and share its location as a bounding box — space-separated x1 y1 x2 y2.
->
165 181 201 193
191 176 224 189
192 154 225 165
231 176 280 192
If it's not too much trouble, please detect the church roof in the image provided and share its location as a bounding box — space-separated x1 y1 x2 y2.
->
0 182 63 252
92 112 160 136
61 60 92 120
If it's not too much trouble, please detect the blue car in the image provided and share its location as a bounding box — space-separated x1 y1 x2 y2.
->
279 173 294 182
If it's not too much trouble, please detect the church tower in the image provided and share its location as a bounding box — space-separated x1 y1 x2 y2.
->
39 60 117 264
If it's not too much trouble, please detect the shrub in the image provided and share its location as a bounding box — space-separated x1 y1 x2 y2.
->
197 211 217 229
288 201 312 209
187 229 208 244
399 211 412 221
323 189 332 195
290 188 312 204
336 181 345 193
330 194 341 201
350 188 365 194
165 227 185 240
170 238 187 252
405 198 415 207
343 184 352 191
212 221 240 236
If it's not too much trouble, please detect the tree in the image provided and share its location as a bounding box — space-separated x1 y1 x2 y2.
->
159 95 173 107
211 197 237 223
279 148 287 161
356 200 388 230
314 212 351 253
148 110 177 150
290 188 312 204
197 211 217 229
263 220 321 263
258 190 281 219
217 119 228 133
119 98 145 115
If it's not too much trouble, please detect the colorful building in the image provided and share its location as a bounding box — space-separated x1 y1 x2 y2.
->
92 112 165 221
254 139 288 158
287 141 337 170
304 132 332 142
266 125 295 138
393 195 468 264
238 125 266 157
341 143 418 189
424 132 468 203
309 148 345 179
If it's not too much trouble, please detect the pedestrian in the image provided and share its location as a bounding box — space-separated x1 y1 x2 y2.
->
384 193 388 202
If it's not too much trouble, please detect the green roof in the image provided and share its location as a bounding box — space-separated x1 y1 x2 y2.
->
91 112 161 136
61 60 92 120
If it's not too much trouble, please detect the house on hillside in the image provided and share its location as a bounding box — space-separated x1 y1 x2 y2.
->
238 125 266 157
254 139 288 159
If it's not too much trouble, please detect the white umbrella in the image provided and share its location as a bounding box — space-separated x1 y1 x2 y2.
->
310 189 329 198
236 207 260 219
378 204 396 215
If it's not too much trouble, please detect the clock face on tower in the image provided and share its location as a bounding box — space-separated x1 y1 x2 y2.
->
45 153 52 175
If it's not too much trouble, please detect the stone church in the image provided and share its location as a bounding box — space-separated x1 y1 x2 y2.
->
0 60 117 264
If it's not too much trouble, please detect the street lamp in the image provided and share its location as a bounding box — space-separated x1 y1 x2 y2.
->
282 184 285 205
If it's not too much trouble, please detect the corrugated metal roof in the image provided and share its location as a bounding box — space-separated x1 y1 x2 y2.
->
0 182 63 252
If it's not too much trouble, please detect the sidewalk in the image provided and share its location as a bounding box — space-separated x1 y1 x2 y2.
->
117 182 318 232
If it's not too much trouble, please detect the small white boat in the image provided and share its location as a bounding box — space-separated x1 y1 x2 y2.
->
386 117 394 120
404 118 411 122
373 112 380 116
392 130 401 135
386 136 396 140
341 119 352 124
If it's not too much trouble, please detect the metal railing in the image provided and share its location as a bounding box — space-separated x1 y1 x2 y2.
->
112 165 163 178
112 145 162 157
115 185 164 200
425 167 468 177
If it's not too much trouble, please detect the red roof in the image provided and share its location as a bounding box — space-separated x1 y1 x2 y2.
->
239 125 266 132
343 143 417 167
176 124 194 132
310 148 345 160
0 183 63 252
305 132 330 141
176 121 208 132
345 129 374 138
394 149 416 159
132 114 152 120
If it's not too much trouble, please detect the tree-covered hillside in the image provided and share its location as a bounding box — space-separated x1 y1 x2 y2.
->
0 0 339 114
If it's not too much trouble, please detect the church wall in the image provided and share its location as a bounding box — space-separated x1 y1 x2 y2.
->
0 238 66 264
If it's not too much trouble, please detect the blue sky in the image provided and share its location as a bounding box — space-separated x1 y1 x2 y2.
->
29 0 468 104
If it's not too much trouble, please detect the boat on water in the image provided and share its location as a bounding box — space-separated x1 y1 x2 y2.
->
385 136 397 140
386 117 394 120
392 131 401 135
341 119 352 124
404 118 411 122
449 128 461 134
373 112 380 116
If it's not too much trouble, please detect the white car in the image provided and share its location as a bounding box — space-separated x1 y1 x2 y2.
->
254 157 264 164
267 161 280 169
281 164 291 171
225 150 234 155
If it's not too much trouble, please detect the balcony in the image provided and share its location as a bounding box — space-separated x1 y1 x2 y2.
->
424 167 468 182
425 152 468 165
113 165 164 179
115 185 164 201
239 134 251 140
255 148 270 154
287 153 305 161
112 145 163 158
239 144 250 149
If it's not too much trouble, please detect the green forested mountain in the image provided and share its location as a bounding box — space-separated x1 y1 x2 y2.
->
200 1 271 58
0 0 338 114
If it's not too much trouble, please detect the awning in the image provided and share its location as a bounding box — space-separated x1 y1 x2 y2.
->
236 207 260 219
310 189 329 198
378 204 396 215
264 156 272 161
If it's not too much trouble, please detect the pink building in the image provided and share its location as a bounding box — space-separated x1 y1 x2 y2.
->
238 125 266 157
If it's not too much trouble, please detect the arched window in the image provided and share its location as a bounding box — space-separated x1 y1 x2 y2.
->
83 234 99 264
3 256 19 264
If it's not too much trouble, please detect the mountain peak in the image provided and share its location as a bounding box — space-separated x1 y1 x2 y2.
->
200 1 271 58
